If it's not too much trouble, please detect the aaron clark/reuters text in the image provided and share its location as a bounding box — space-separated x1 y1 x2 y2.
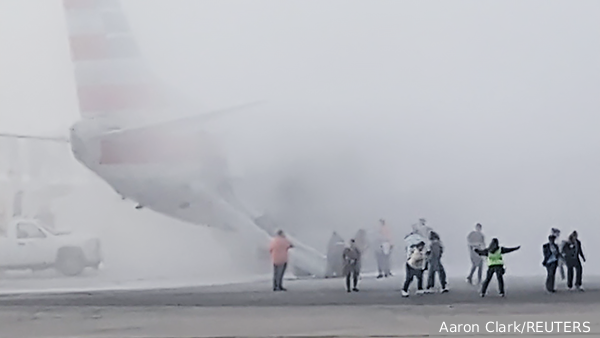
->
439 321 592 334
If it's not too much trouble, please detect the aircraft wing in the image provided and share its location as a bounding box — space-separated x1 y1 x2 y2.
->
0 133 69 143
93 101 265 139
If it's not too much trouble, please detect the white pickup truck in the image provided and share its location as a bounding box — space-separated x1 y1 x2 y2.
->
0 218 102 276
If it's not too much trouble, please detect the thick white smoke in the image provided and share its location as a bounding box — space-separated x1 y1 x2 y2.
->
1 0 599 293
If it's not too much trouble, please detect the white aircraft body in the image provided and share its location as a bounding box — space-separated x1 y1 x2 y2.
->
1 0 326 277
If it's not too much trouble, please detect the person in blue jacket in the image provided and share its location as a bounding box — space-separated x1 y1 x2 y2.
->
542 234 562 293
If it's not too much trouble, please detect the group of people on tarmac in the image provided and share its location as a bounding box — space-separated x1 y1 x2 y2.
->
268 220 586 298
400 219 449 296
324 219 393 280
323 218 397 292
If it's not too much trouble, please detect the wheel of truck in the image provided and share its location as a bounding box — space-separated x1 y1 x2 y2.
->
55 247 85 277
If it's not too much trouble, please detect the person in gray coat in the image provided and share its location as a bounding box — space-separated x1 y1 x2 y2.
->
343 239 361 292
426 231 448 293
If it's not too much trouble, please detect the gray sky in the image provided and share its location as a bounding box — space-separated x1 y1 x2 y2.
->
1 0 599 276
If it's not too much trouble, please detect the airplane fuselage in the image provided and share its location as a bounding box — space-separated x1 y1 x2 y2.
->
68 118 328 277
69 118 240 230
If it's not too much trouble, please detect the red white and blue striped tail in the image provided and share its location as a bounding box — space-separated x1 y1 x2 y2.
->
63 0 201 164
63 0 169 120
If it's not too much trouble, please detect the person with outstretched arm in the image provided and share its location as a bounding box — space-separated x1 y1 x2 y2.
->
474 238 520 297
269 230 294 291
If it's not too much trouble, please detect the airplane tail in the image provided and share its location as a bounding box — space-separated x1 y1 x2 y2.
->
63 0 169 120
62 0 263 165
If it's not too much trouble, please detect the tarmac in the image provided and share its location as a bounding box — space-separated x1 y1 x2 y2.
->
1 275 599 337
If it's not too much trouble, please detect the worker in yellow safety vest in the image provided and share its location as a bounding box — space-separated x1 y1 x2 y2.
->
474 238 520 297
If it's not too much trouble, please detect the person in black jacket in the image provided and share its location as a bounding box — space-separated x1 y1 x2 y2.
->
342 239 361 292
474 238 520 297
562 231 586 291
542 235 561 293
426 231 448 293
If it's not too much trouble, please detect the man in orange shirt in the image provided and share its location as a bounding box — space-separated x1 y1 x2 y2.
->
270 230 294 291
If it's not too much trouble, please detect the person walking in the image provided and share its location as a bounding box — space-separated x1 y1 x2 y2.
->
542 234 561 293
401 241 427 297
343 239 361 292
426 231 448 293
562 231 586 291
269 230 293 291
551 228 566 281
375 219 393 278
466 223 486 285
475 238 520 297
325 231 345 278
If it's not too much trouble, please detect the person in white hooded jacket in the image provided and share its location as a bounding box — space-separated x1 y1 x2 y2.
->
405 219 438 281
401 241 427 297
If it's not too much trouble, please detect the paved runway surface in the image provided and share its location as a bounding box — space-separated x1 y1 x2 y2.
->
1 275 599 337
1 275 598 307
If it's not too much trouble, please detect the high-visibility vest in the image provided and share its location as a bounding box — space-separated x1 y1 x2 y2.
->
487 249 504 266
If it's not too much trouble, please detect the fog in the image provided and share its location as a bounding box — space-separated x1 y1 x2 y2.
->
1 0 599 289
